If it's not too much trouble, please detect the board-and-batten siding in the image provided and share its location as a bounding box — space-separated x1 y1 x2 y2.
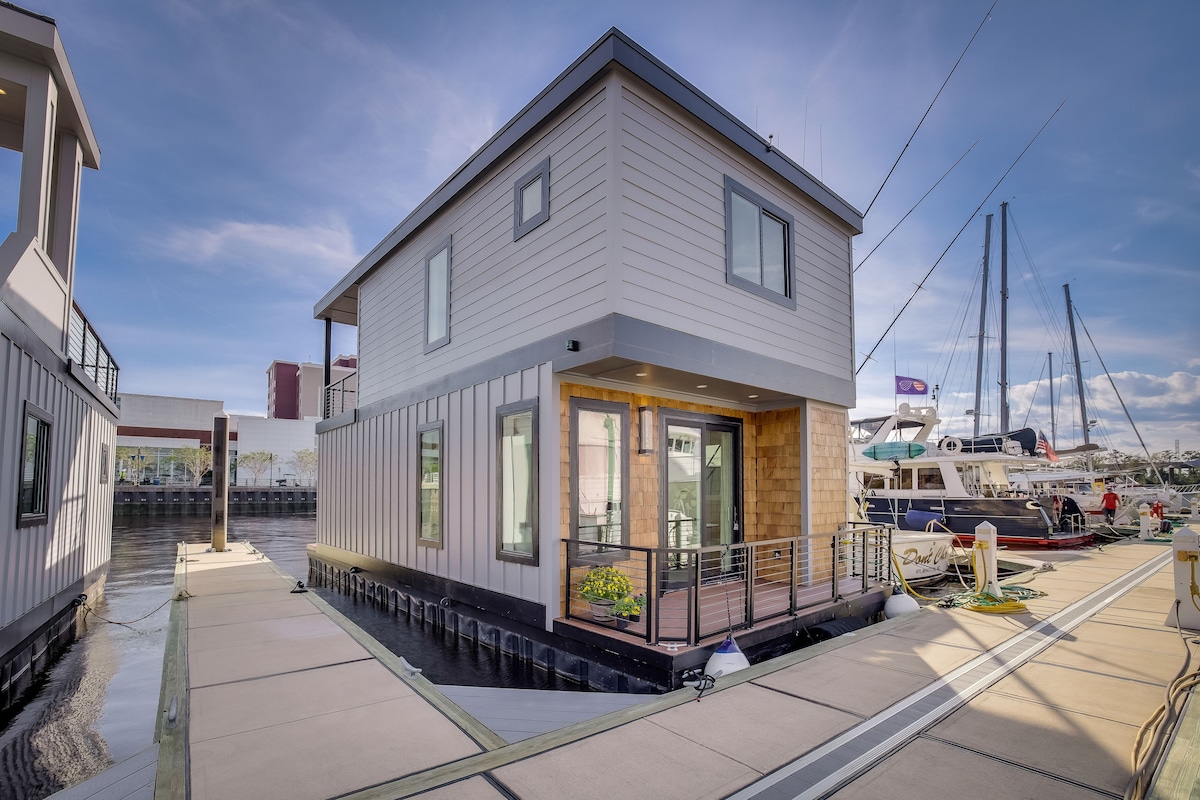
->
317 364 554 606
615 83 854 381
1 332 114 632
355 84 614 408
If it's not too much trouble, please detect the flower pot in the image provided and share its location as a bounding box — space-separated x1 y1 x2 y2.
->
588 599 616 621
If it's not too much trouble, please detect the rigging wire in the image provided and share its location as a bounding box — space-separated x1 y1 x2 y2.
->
863 0 998 217
856 98 1068 376
855 139 980 274
1073 307 1168 484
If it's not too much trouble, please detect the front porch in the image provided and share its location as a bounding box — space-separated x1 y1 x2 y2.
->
559 524 895 648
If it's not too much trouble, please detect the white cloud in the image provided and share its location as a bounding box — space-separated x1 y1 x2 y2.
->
151 218 360 288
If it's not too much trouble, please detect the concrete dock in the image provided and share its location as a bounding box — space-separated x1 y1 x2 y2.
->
76 536 1199 800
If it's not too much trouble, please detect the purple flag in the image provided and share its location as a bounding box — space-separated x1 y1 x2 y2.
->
895 376 928 395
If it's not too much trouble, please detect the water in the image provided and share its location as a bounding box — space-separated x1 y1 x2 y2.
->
0 513 578 799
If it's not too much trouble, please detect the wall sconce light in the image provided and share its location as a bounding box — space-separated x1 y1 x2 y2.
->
638 405 654 454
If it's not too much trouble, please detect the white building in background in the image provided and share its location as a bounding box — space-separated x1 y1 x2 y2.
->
116 392 316 485
1 3 118 716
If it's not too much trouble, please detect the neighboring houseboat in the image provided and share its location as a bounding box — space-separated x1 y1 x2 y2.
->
1 5 119 716
311 29 883 689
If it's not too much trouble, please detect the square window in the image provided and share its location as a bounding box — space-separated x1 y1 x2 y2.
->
424 237 451 352
417 421 443 547
724 176 797 309
497 400 538 564
19 403 53 527
513 158 550 240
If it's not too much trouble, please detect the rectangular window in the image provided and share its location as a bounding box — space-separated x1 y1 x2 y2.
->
417 421 443 547
724 175 796 308
570 399 629 546
513 157 549 240
100 443 109 484
19 403 53 527
496 399 538 564
424 237 451 352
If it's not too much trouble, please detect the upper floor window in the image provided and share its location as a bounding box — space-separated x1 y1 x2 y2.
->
513 158 549 240
496 399 538 564
424 237 451 352
19 403 53 527
724 176 796 309
417 421 443 548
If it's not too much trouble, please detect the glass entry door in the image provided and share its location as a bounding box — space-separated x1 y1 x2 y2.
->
664 418 741 555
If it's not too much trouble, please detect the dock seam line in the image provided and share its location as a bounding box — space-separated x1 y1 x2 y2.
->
725 549 1173 800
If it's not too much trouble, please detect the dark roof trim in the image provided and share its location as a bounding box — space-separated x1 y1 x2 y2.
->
314 27 863 321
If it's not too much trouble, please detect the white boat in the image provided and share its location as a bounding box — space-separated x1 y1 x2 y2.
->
849 404 1091 548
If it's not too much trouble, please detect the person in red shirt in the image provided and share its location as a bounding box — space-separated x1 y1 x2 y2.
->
1101 487 1121 524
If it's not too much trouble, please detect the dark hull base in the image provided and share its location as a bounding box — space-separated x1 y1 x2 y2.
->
865 495 1093 548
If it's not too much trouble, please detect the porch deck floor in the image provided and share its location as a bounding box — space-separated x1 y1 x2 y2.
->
126 535 1199 800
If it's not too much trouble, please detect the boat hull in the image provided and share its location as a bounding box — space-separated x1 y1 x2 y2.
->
862 495 1091 548
888 531 953 585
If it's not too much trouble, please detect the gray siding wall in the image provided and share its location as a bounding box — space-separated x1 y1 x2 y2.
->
356 83 615 408
318 363 557 619
614 81 855 381
0 330 115 634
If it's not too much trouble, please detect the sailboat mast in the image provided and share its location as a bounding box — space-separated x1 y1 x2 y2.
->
972 214 993 438
1048 351 1056 447
999 202 1009 432
1064 283 1090 450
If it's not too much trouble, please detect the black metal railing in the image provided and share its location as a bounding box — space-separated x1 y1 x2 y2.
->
324 373 357 418
68 303 119 404
562 524 893 646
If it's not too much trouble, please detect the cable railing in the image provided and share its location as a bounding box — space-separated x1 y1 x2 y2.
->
67 303 119 404
562 524 893 646
323 372 357 419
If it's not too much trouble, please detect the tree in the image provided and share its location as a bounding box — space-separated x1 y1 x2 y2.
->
173 446 213 486
115 446 157 484
237 451 276 486
288 448 318 485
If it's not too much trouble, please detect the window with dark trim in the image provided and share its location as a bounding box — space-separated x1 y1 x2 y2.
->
424 237 452 352
100 443 109 484
18 403 53 527
513 157 549 240
724 175 796 308
496 399 538 564
569 398 629 546
417 421 444 548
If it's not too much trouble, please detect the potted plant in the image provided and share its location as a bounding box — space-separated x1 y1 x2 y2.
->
577 565 632 620
613 594 645 621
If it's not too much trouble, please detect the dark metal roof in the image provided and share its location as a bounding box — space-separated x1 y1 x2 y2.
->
314 27 864 323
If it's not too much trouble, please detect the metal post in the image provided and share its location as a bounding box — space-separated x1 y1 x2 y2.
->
210 411 229 552
999 202 1009 433
972 214 992 438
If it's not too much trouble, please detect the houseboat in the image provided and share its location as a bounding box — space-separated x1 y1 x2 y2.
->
1 4 119 717
310 29 888 689
850 405 1092 547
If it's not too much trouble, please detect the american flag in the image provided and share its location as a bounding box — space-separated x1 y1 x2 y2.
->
1036 430 1059 462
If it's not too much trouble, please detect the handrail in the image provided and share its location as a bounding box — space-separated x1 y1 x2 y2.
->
68 303 119 404
323 372 357 419
562 525 893 646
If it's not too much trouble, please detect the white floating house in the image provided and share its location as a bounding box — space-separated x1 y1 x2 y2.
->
312 30 871 687
1 4 118 712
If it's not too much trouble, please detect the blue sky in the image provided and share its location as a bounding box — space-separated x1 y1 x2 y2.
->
7 0 1199 456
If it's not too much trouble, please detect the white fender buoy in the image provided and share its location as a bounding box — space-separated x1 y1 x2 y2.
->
704 634 750 678
884 592 920 618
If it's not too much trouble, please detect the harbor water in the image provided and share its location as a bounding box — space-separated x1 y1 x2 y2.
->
0 512 582 800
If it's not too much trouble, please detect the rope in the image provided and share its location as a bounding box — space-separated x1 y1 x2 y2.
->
81 595 174 628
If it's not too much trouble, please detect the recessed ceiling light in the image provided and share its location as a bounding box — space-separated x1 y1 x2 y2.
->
635 372 647 377
696 384 708 389
748 394 759 399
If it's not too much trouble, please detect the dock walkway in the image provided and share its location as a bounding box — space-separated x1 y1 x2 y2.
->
140 536 1197 800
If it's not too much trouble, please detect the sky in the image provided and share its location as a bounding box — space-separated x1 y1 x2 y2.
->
5 0 1199 457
